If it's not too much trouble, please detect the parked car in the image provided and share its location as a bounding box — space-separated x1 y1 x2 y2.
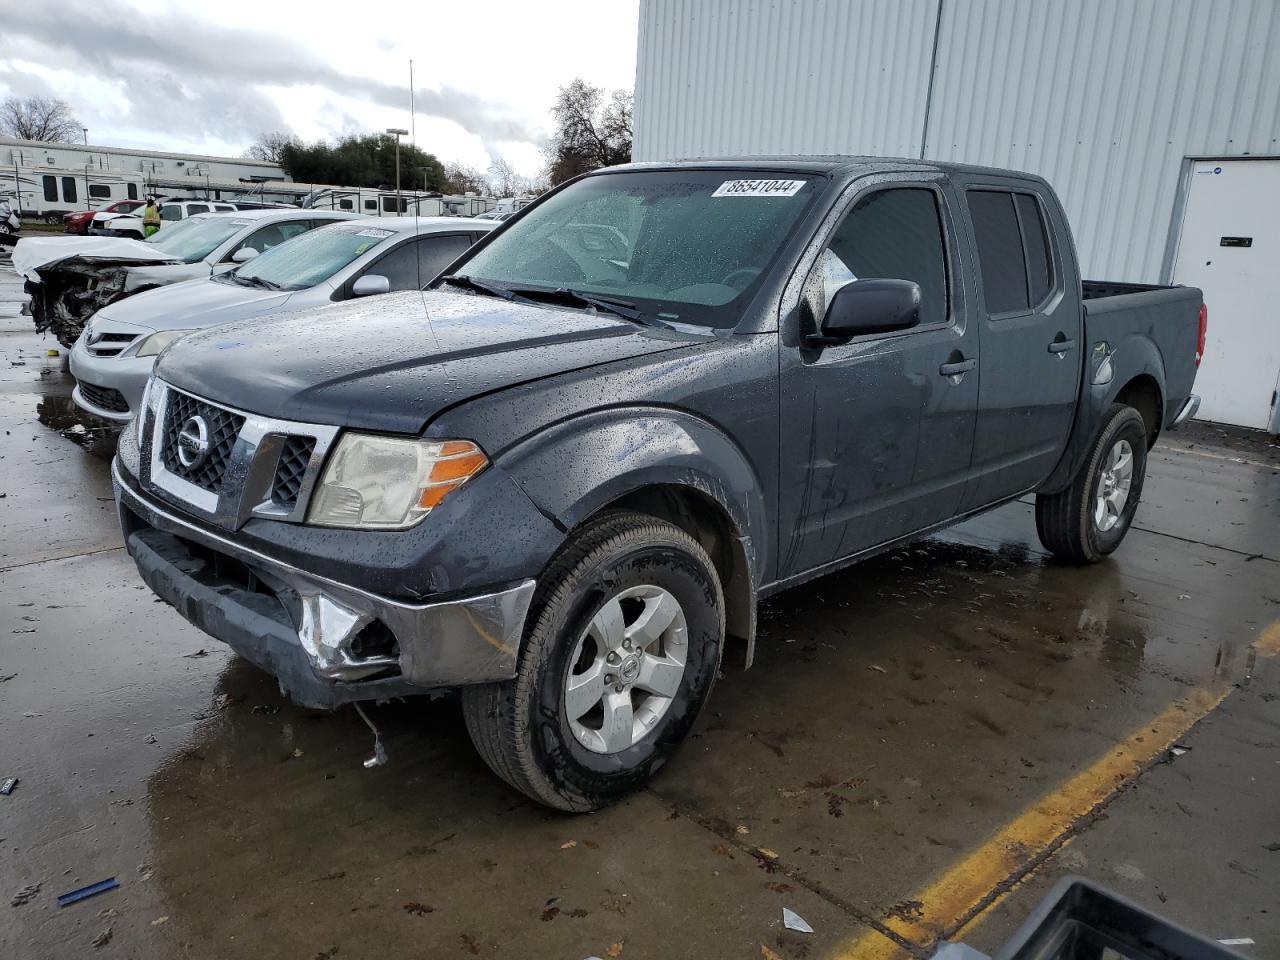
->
66 199 144 235
13 209 357 347
70 216 494 421
112 158 1204 811
0 198 19 247
101 199 240 240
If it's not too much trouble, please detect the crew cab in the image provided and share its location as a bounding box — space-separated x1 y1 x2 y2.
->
101 199 239 240
112 158 1204 811
65 199 144 235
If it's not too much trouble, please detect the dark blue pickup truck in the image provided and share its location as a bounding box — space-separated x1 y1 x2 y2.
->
112 158 1204 810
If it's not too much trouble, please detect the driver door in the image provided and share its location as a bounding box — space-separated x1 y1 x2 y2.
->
776 176 980 580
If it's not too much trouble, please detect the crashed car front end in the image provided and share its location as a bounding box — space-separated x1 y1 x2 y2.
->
27 260 136 348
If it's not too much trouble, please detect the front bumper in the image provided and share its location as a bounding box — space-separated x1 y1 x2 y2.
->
114 459 536 709
69 336 155 422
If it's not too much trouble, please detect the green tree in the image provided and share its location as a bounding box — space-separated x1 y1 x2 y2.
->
278 133 446 191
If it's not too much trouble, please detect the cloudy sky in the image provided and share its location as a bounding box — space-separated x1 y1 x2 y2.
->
0 0 640 177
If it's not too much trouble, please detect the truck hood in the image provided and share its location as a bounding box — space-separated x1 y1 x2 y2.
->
156 290 702 433
94 276 293 332
12 235 180 280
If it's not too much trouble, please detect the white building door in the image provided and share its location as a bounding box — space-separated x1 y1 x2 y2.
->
1172 159 1280 431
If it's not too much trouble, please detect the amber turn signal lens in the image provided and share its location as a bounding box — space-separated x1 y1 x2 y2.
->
429 451 487 482
418 483 461 509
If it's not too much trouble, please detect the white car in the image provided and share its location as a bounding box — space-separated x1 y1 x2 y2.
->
69 216 494 421
97 199 239 239
14 208 357 347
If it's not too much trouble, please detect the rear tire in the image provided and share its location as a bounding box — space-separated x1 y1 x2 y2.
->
462 511 724 812
1035 403 1148 563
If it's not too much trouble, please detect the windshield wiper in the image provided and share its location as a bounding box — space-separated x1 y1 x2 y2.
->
510 286 663 327
237 274 280 290
440 274 532 303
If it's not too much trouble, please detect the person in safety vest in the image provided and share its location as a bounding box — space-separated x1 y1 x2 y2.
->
143 197 161 237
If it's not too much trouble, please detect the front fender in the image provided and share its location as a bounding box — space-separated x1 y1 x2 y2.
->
499 406 769 588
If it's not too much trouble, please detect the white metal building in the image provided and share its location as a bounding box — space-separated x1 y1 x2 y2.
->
634 0 1280 431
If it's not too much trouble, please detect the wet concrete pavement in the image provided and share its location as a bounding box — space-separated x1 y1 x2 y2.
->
2 257 1278 960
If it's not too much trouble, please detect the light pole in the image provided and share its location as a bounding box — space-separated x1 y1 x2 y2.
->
82 128 90 211
386 127 408 214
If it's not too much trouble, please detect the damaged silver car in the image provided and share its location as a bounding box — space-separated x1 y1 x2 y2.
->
12 209 355 347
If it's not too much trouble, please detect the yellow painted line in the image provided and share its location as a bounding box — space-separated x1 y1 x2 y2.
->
832 619 1280 960
1254 619 1280 656
831 687 1230 960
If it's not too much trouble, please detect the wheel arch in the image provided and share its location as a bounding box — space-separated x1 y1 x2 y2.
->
499 408 767 667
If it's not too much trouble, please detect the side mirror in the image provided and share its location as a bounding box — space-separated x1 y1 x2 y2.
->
352 274 390 298
814 278 921 344
231 247 259 264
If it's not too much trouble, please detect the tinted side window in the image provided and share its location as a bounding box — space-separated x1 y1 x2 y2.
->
366 241 419 291
363 199 377 211
128 183 138 200
968 191 1028 314
820 188 949 328
1015 193 1052 305
62 177 78 204
43 175 58 202
417 235 473 284
339 198 353 210
89 184 111 199
160 205 181 221
186 203 210 215
381 196 407 214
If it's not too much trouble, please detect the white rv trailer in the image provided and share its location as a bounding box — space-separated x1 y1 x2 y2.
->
304 187 448 217
0 168 147 222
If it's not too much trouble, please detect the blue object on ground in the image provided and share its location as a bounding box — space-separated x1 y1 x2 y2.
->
57 878 119 907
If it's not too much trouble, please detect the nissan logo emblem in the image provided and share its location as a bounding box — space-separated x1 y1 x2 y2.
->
177 415 210 468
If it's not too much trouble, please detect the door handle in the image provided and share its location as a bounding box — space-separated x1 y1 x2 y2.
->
1048 338 1076 355
939 358 977 377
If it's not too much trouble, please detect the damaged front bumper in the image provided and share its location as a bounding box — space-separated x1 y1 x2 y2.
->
113 460 536 709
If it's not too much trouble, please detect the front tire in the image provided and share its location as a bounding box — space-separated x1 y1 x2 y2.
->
1035 403 1148 563
462 511 724 811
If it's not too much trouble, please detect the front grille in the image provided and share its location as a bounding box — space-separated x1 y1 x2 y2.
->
160 390 244 492
270 436 316 509
87 332 139 357
79 381 130 413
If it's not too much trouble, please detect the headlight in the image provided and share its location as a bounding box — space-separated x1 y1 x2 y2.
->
307 434 488 530
134 330 187 357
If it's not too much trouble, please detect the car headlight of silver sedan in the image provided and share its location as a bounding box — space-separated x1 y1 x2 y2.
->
306 434 488 530
134 330 189 357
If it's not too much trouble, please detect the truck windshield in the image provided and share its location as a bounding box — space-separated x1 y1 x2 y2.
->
456 170 819 327
145 216 251 263
230 223 397 290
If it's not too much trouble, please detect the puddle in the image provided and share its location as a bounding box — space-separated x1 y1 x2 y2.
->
37 393 120 461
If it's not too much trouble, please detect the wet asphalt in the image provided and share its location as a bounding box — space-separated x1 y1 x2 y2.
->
1 257 1277 960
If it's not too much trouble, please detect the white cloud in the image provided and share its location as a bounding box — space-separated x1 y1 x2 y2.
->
0 0 639 178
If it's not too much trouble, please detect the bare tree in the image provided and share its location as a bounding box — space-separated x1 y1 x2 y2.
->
443 160 488 195
487 156 522 197
0 96 82 142
244 131 298 165
545 79 632 185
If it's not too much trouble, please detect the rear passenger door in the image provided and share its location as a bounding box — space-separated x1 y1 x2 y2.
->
957 181 1081 510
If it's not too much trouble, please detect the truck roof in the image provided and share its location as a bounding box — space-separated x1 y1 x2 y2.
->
609 155 1046 182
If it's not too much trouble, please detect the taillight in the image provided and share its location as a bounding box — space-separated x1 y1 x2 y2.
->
1195 303 1208 367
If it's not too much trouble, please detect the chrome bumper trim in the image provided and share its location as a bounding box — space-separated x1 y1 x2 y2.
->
114 459 536 689
1172 394 1200 427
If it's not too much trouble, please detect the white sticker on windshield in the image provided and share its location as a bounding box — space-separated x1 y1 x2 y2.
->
712 179 806 198
354 228 394 239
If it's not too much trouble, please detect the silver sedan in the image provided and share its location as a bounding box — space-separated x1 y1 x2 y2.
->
69 216 495 421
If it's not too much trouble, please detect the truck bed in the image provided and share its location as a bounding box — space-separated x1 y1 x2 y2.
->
1081 280 1203 432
